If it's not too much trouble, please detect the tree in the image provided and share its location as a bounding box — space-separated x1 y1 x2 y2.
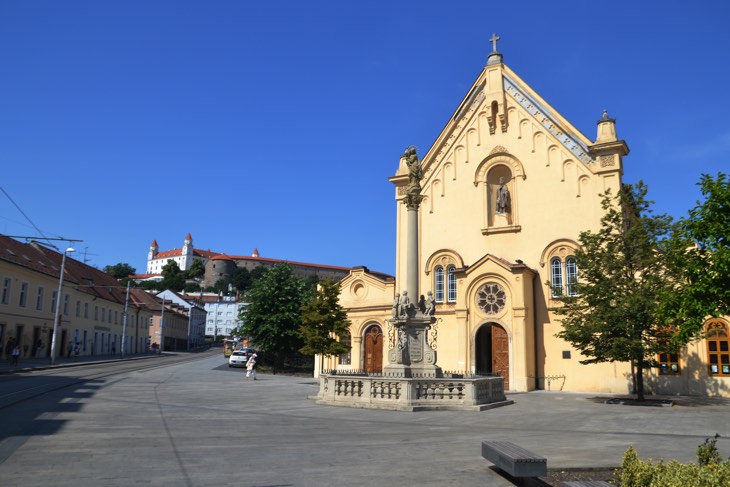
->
103 263 136 280
658 173 730 342
186 259 206 280
298 279 350 357
553 182 677 401
160 259 185 292
230 267 252 292
239 263 310 371
138 280 161 291
184 282 201 293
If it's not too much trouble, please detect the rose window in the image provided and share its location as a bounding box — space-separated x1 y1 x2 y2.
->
476 282 506 314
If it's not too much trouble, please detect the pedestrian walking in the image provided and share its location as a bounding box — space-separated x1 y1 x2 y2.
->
246 353 258 380
11 344 20 366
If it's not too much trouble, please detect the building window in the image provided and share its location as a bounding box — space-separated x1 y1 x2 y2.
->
550 258 563 297
434 266 444 303
51 291 58 313
658 350 680 375
94 306 99 320
19 282 28 307
706 319 730 376
551 256 578 297
1 277 10 304
339 332 351 365
84 302 89 319
476 282 507 315
75 300 81 317
63 294 70 315
565 257 578 296
36 287 45 311
447 265 457 303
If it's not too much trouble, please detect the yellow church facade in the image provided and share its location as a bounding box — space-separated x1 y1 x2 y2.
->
320 44 730 398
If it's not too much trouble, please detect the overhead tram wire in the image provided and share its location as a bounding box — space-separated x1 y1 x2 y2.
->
0 185 82 248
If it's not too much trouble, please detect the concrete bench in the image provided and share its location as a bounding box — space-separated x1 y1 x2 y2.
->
481 441 547 478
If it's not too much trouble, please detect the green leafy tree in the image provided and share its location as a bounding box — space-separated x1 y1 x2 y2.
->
230 267 252 292
658 173 730 342
209 278 231 295
554 182 677 401
239 263 310 371
103 263 136 281
160 259 185 292
138 280 161 291
298 279 350 357
186 259 206 280
184 282 201 293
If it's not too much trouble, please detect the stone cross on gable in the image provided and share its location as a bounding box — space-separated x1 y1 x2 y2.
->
489 33 500 52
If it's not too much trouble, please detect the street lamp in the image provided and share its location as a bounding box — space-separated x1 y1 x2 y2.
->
50 247 75 365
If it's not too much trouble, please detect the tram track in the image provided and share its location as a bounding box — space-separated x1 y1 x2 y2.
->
0 351 214 410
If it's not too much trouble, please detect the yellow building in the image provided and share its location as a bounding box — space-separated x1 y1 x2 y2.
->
322 42 730 398
0 236 153 360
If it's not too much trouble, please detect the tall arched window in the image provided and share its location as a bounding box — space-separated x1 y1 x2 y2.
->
565 257 578 296
550 257 563 297
434 266 444 303
551 256 578 297
706 319 730 376
447 265 457 302
338 332 351 365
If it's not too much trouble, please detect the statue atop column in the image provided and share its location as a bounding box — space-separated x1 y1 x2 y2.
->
403 147 424 209
404 146 422 194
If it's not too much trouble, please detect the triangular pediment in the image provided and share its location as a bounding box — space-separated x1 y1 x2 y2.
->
393 58 619 197
461 253 534 279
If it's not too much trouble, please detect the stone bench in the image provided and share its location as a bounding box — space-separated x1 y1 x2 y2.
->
481 441 547 478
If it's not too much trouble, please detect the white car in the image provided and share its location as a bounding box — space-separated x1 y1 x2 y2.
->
228 349 254 368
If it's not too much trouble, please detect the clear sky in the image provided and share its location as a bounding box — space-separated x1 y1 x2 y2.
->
1 1 728 276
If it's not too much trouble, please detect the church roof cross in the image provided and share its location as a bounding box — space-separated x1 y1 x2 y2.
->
489 33 500 53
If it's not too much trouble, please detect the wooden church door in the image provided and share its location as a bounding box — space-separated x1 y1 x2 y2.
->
364 325 383 373
491 324 510 390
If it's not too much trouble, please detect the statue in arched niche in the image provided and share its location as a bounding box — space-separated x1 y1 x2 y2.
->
495 176 510 214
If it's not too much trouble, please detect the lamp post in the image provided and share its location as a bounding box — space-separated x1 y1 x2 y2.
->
121 281 130 358
50 247 75 365
159 298 165 354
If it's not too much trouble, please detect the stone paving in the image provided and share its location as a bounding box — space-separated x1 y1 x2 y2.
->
0 351 728 486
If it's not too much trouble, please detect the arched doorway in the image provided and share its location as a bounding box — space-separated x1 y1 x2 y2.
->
363 324 383 374
475 323 509 389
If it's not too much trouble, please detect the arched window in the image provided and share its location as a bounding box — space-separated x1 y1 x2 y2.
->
434 266 444 303
706 319 730 376
338 332 351 365
447 265 457 302
550 258 563 297
565 257 578 297
550 256 578 298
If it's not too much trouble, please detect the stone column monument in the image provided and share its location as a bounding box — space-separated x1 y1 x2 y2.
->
384 147 441 377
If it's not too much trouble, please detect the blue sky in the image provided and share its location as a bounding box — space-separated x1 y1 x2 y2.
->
1 1 728 276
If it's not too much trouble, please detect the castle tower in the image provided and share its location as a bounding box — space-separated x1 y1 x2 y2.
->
181 233 194 270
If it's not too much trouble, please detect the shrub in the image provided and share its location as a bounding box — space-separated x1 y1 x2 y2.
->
618 439 730 487
698 434 722 466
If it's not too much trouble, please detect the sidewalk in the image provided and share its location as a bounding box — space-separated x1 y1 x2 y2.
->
0 350 176 374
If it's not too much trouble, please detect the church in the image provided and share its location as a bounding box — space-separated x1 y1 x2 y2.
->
320 38 730 398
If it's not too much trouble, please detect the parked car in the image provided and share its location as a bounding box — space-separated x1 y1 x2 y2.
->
228 348 254 368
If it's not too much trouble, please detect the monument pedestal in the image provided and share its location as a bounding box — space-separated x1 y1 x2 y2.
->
384 315 442 378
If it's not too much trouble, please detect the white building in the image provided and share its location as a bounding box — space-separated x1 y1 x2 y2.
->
146 234 218 275
193 294 246 338
156 289 207 349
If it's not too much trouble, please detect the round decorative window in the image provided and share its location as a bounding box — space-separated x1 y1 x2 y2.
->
476 282 506 315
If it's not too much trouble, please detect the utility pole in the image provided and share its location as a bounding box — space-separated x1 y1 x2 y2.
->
159 298 165 354
121 281 130 358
